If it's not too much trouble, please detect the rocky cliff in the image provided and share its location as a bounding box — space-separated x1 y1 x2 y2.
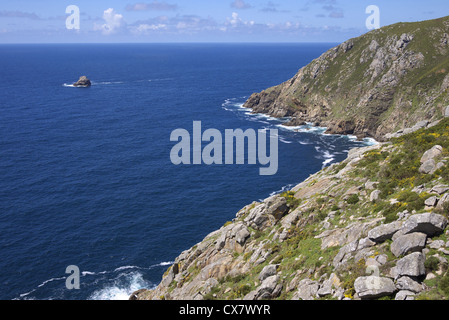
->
131 17 449 301
244 16 449 141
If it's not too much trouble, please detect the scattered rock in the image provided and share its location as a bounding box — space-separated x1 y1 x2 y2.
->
370 190 381 202
365 181 378 190
424 196 439 209
419 159 438 174
317 273 341 297
390 232 427 257
395 276 424 293
258 264 278 282
445 106 449 118
244 196 289 230
436 193 449 211
368 220 403 243
429 240 446 249
430 185 449 195
392 252 426 278
395 290 416 300
402 212 448 237
292 279 320 300
244 275 282 300
421 145 443 164
354 276 396 299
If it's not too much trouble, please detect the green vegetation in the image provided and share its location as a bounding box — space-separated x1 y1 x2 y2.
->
281 191 302 210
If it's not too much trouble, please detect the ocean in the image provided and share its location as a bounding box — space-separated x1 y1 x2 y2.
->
0 43 374 300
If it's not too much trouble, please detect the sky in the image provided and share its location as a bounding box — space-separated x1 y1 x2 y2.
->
0 0 448 43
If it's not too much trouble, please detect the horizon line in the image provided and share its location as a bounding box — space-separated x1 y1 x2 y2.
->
0 41 341 45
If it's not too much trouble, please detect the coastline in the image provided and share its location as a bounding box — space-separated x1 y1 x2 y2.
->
130 15 449 300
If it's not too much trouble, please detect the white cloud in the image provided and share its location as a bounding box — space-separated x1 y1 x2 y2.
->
226 12 254 28
130 23 167 34
94 8 125 35
231 0 252 9
125 1 178 12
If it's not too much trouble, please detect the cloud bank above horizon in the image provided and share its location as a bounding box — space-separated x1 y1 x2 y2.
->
0 0 447 43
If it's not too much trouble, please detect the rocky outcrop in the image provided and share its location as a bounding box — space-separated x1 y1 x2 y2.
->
243 16 449 141
73 76 91 87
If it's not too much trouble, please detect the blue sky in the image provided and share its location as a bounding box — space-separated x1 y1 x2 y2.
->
0 0 447 43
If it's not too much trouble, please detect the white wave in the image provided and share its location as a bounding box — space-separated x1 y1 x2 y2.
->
279 136 293 144
16 261 174 300
363 137 379 146
18 276 66 299
82 270 108 276
320 150 336 169
92 81 124 85
298 140 311 145
88 271 153 301
114 265 138 272
63 83 76 88
265 183 297 199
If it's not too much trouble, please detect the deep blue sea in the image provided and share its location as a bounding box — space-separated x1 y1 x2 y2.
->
0 43 374 300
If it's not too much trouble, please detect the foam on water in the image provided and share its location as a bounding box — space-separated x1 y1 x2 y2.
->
88 271 153 300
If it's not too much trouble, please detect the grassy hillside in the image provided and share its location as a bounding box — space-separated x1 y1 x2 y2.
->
133 118 449 301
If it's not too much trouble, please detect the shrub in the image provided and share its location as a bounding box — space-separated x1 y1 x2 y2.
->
281 191 301 210
425 256 440 272
439 274 449 296
346 194 360 205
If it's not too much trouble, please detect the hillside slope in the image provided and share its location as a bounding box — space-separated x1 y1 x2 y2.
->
132 116 449 301
131 17 449 301
244 16 449 141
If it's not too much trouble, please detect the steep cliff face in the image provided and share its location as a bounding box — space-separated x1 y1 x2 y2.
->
132 118 449 301
244 16 449 141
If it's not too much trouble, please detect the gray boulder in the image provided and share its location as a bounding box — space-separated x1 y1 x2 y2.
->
420 145 443 164
393 252 426 278
402 212 448 237
370 190 381 202
354 276 396 299
368 220 403 243
391 232 427 257
431 185 449 195
424 196 439 209
395 290 416 300
258 264 277 282
292 279 320 300
395 276 424 293
245 275 282 300
419 159 437 174
244 195 289 230
436 193 449 211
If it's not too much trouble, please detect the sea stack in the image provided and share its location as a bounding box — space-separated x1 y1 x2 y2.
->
73 76 91 87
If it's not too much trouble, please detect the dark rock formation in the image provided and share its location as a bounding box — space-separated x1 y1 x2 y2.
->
73 76 91 87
